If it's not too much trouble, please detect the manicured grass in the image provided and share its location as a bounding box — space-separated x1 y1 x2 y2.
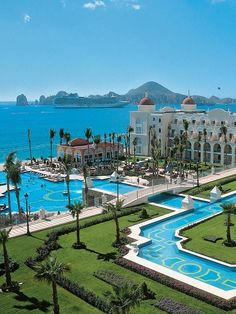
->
0 204 235 313
182 214 236 264
186 175 236 199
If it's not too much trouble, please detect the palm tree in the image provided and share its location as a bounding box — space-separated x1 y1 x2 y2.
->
27 129 33 165
220 124 228 166
150 133 160 177
9 160 22 215
35 256 70 314
49 129 56 165
82 165 89 206
196 132 202 187
132 137 138 163
106 200 123 246
166 123 172 158
220 202 236 245
109 132 112 161
104 133 107 160
116 134 122 171
60 155 74 205
66 202 84 248
59 128 64 145
148 126 153 156
183 119 189 160
112 132 116 164
0 228 12 290
63 132 71 146
123 133 129 166
107 283 143 314
4 152 15 219
84 128 92 164
127 126 134 162
93 135 101 165
203 128 207 166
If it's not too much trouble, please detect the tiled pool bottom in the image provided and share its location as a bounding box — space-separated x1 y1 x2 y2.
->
0 172 140 213
132 193 236 293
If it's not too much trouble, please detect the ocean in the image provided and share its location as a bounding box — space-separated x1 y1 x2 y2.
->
0 102 235 163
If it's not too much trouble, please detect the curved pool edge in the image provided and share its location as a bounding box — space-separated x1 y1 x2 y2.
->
124 204 236 300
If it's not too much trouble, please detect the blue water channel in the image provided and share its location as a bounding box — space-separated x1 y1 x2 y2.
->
139 194 236 291
0 172 139 213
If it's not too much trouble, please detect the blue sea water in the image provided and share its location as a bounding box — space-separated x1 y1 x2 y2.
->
0 102 236 162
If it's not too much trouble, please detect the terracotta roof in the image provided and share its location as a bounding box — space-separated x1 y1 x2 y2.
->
139 97 154 106
182 97 195 105
69 138 89 147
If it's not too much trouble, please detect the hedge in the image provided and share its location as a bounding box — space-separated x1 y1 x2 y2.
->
155 297 204 314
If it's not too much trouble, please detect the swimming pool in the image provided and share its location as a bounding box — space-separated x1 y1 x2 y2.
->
149 193 207 209
129 193 236 294
0 172 140 213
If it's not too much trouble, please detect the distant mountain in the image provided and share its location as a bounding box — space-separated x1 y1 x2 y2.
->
19 81 236 106
123 81 236 104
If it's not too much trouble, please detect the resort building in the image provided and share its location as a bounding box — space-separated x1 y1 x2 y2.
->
130 95 236 166
57 138 122 163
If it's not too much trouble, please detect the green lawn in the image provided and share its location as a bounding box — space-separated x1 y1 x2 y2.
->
182 214 236 264
187 175 236 199
1 205 235 313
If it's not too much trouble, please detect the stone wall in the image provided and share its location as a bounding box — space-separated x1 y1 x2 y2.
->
83 188 115 207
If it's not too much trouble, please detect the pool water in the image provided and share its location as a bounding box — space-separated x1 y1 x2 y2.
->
139 193 236 291
0 172 139 213
149 193 207 209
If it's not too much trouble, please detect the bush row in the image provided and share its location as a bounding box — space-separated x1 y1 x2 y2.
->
155 296 204 314
94 269 155 300
188 175 236 196
56 275 109 313
115 257 236 310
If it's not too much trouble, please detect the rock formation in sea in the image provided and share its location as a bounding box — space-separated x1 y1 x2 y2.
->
16 94 28 106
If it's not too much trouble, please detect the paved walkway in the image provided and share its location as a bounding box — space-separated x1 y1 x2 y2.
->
7 207 103 238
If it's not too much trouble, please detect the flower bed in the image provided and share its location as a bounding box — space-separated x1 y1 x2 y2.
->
155 296 204 314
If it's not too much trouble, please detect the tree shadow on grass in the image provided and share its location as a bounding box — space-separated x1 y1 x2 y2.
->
84 247 117 261
13 291 51 312
30 234 45 242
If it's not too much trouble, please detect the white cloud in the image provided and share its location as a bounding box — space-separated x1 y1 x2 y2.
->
131 4 141 10
83 0 106 10
23 14 31 23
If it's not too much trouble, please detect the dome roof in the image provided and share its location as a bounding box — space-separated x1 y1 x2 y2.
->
139 97 154 106
182 97 195 105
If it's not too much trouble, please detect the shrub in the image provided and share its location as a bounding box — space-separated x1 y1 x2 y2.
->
155 297 204 314
56 275 109 313
139 209 149 219
115 258 236 310
94 270 155 300
0 258 19 276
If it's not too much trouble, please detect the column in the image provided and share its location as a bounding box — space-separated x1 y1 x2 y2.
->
232 145 235 166
210 143 214 164
200 143 204 163
221 144 224 165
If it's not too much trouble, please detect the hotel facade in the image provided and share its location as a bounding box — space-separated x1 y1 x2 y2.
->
130 96 236 166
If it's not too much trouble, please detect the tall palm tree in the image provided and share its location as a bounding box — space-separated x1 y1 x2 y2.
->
93 135 101 165
123 133 129 166
63 132 71 146
203 128 207 166
106 200 124 246
127 126 134 162
112 132 116 164
166 123 172 158
60 155 74 205
66 202 84 248
183 119 189 160
4 152 15 219
9 160 22 215
132 137 138 163
150 133 160 177
35 256 70 314
116 134 122 171
220 124 228 166
104 133 107 160
27 129 33 165
196 131 202 187
220 202 236 245
59 128 64 145
0 228 12 290
107 283 143 314
84 128 92 164
109 132 112 161
148 126 153 156
49 129 56 165
82 165 89 206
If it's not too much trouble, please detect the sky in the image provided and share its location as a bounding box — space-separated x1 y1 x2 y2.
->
0 0 236 100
